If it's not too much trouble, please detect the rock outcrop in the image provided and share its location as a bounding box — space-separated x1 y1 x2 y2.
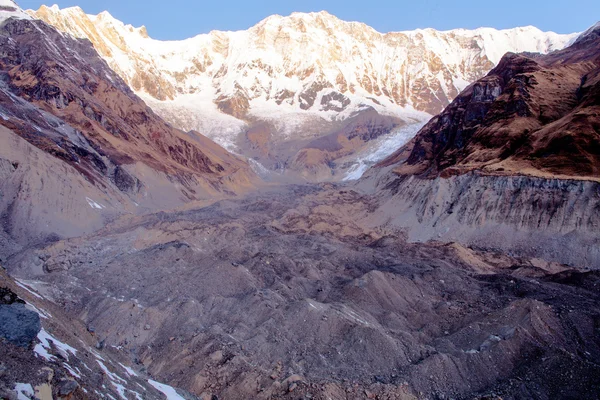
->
381 24 600 181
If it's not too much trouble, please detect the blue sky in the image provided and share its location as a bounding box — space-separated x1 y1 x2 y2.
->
17 0 599 40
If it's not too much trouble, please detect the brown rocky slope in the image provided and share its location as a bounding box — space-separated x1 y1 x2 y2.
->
0 6 258 254
360 23 600 268
380 25 600 181
0 12 255 186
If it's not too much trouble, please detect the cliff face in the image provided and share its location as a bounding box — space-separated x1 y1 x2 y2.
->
29 5 577 179
360 171 600 267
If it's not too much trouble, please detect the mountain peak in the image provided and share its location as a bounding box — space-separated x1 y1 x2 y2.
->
97 10 114 19
255 10 348 31
0 0 31 22
290 10 334 18
574 20 600 44
34 4 85 19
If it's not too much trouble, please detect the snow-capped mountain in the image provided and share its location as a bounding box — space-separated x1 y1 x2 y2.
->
29 5 577 180
0 0 31 22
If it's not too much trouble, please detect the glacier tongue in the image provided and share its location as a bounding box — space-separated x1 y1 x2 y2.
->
343 122 427 181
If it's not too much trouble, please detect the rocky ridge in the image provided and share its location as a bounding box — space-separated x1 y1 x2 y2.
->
0 2 258 258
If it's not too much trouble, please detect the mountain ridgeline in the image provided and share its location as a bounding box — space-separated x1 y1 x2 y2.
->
0 0 257 253
30 5 577 180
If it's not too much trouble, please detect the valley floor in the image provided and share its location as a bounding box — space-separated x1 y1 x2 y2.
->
2 183 600 399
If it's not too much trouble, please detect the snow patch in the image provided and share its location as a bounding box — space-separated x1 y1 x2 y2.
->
14 279 44 299
64 363 82 378
118 362 138 377
148 380 186 400
343 122 426 181
24 303 51 319
97 360 129 400
97 360 127 384
34 329 77 361
86 197 106 209
14 383 34 400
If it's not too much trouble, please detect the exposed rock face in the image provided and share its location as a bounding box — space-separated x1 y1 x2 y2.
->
0 15 253 181
0 287 40 347
360 171 600 267
29 5 577 179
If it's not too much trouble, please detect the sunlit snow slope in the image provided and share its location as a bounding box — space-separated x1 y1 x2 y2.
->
29 5 578 180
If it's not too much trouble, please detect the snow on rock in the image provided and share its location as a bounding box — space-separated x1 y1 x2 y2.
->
14 383 34 400
0 0 32 24
86 197 106 209
97 360 129 400
24 302 51 319
34 328 77 361
574 21 600 44
118 362 139 377
14 280 44 300
97 360 126 384
148 380 186 400
64 363 82 378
